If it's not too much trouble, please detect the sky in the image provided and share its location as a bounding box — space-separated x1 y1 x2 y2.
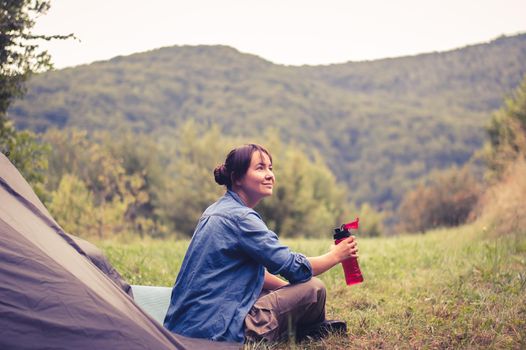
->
34 0 526 68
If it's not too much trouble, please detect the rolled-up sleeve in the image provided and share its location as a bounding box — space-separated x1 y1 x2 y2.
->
237 212 312 284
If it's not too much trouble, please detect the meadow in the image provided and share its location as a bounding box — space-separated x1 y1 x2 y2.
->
99 225 526 349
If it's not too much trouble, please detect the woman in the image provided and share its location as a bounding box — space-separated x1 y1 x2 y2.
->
164 144 358 343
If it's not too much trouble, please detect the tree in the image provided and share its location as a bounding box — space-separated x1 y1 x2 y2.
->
98 130 167 237
477 75 526 236
484 75 526 177
48 174 97 237
43 128 155 238
1 0 71 197
155 121 231 235
154 122 354 238
0 119 49 199
1 0 71 120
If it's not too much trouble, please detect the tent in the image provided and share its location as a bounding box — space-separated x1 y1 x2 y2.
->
0 153 238 350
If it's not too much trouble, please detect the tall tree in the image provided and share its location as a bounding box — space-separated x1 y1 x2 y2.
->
1 0 70 196
485 75 526 177
2 0 56 120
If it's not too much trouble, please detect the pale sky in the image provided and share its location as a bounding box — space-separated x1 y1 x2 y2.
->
34 0 526 68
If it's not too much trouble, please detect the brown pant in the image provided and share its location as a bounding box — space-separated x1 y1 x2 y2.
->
244 278 326 342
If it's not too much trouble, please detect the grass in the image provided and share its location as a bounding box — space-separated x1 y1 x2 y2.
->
98 225 526 349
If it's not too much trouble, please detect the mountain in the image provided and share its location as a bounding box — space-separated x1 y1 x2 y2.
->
8 33 526 209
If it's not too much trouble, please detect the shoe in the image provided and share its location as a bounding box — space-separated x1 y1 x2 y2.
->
296 319 347 342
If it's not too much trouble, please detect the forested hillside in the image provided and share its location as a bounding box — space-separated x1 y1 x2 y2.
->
8 33 526 209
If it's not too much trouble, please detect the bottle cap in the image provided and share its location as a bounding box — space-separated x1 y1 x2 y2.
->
333 217 359 240
333 227 350 240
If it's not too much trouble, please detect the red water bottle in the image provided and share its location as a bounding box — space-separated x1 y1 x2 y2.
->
333 218 363 286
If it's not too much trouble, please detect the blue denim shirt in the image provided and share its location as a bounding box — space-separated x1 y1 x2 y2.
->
163 190 313 343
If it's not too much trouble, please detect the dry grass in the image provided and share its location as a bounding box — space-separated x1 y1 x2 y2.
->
476 158 526 237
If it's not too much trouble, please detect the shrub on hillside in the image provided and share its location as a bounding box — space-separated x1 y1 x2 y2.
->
44 129 161 238
398 166 481 233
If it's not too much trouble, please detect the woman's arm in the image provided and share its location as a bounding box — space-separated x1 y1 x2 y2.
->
262 236 358 284
308 236 358 276
263 269 288 290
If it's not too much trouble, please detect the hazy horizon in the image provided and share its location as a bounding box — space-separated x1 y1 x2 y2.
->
34 0 526 69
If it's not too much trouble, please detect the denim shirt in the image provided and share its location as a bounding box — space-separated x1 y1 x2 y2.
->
163 190 313 343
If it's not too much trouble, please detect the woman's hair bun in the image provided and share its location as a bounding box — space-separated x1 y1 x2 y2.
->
213 164 230 186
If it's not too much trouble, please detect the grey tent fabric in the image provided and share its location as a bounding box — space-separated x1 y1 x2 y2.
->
0 154 239 350
69 233 134 298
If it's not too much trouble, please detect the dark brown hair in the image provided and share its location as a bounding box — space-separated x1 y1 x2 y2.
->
214 144 272 189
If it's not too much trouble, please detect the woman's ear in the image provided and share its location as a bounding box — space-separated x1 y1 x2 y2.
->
231 174 239 187
232 173 246 188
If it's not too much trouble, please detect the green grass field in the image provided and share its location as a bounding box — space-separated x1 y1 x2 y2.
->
99 225 526 349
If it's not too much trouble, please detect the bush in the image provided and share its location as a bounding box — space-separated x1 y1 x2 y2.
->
398 166 481 233
484 76 526 178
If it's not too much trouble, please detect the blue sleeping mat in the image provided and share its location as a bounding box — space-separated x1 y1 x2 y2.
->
131 285 172 324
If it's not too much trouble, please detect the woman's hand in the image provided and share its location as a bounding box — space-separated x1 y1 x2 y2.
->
308 236 359 276
331 236 358 263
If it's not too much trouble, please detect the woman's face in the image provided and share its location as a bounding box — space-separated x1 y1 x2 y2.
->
234 151 275 208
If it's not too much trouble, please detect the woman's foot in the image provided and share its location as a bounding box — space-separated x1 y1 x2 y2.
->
296 319 347 342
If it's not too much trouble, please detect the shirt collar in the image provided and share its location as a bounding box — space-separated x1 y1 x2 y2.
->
226 189 247 207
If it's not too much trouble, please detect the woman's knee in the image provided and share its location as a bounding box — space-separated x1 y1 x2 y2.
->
306 277 326 300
